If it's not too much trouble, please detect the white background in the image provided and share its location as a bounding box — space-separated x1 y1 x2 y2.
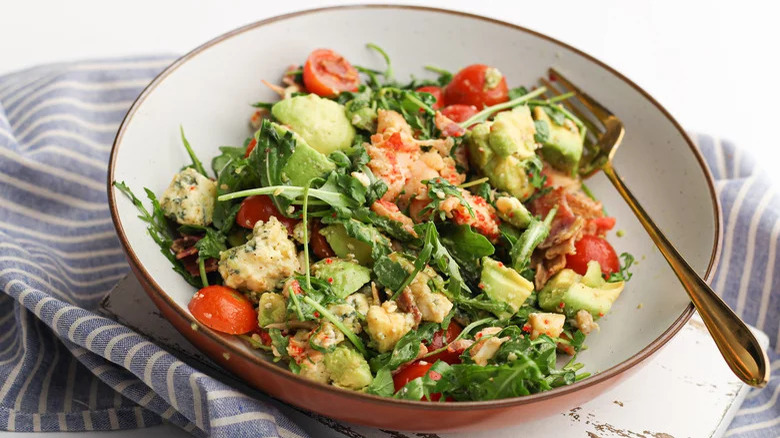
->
0 1 778 436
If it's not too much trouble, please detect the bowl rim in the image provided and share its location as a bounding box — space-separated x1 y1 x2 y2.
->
107 4 721 410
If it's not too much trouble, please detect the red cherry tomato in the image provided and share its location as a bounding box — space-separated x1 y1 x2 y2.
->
429 322 462 350
440 104 478 123
444 64 509 108
425 322 463 365
244 138 257 158
189 285 258 335
236 195 299 233
566 235 620 277
311 220 336 259
415 86 444 110
303 49 360 97
393 360 450 401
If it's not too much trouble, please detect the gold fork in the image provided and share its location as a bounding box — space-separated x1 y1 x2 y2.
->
541 68 770 388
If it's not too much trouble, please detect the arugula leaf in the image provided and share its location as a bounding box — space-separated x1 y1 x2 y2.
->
608 252 635 282
543 106 566 125
508 86 529 100
366 368 394 397
455 295 512 316
322 216 393 262
114 181 199 287
343 86 378 132
371 323 439 374
423 65 453 87
439 224 495 270
525 155 547 190
251 102 274 110
372 255 409 291
436 355 549 400
510 206 558 271
179 126 208 177
255 119 297 215
458 87 546 128
533 120 550 144
194 228 227 260
366 43 394 83
211 146 246 176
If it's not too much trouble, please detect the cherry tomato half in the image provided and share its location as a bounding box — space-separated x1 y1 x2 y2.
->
425 322 464 365
303 49 360 97
415 86 444 110
444 64 509 108
393 360 449 401
189 285 258 335
236 195 299 233
566 235 620 277
311 220 336 259
440 104 478 124
429 322 463 350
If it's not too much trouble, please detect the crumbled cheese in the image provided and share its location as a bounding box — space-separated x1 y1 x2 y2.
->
409 272 453 323
328 301 363 334
159 168 217 226
218 216 300 293
527 313 566 340
292 221 309 244
470 335 506 366
310 322 345 349
573 309 599 335
366 301 416 352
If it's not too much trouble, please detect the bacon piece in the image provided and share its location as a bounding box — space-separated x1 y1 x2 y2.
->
397 287 422 327
173 234 218 277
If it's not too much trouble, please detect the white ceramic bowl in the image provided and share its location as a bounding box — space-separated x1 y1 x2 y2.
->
108 5 720 431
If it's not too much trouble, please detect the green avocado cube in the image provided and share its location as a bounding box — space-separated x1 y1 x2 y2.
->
270 123 337 187
324 345 372 390
318 224 373 266
312 258 371 299
532 106 583 175
480 257 534 318
537 261 624 318
272 94 355 155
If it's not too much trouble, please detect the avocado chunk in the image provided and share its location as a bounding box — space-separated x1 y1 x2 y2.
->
312 258 371 299
480 257 534 318
272 94 355 155
538 261 625 318
270 123 336 187
489 106 537 158
324 345 372 390
532 106 583 175
495 196 533 229
467 106 539 200
318 224 373 266
257 292 286 327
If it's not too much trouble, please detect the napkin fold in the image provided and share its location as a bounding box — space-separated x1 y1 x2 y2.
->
0 57 776 437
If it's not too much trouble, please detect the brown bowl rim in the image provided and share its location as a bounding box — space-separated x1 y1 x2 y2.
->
107 4 721 411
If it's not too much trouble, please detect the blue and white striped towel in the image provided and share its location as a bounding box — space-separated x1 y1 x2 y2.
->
0 57 777 437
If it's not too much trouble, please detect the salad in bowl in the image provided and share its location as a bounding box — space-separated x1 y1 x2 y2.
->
115 45 633 402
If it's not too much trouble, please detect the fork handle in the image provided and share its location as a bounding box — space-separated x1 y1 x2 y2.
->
602 164 770 388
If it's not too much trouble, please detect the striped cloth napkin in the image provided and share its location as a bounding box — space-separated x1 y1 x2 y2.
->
0 57 776 437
